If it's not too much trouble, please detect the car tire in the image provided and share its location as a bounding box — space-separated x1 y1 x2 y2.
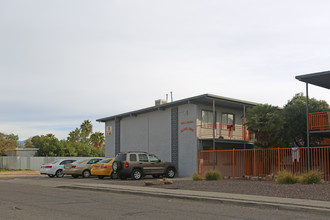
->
165 167 175 178
72 175 79 178
98 175 105 179
131 169 143 180
152 174 160 178
55 169 64 178
48 174 55 178
82 170 91 178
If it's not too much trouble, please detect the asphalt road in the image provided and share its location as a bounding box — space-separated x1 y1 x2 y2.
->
0 177 329 220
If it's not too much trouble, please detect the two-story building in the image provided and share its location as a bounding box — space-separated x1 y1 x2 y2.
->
96 94 259 176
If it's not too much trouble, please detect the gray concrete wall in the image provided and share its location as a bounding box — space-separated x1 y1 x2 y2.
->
0 157 90 170
177 104 198 176
120 109 172 162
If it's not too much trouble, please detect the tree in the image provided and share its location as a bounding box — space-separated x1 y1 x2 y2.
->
67 120 93 145
90 132 105 148
24 137 34 148
282 93 330 147
245 104 284 148
80 120 93 144
67 128 80 143
0 132 19 155
33 134 61 156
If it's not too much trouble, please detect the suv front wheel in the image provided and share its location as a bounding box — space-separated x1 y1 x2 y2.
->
165 167 175 178
131 169 143 180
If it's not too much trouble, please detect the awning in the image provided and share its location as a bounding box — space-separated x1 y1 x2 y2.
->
295 71 330 89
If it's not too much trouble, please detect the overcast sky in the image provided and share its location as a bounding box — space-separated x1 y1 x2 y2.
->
1 0 330 141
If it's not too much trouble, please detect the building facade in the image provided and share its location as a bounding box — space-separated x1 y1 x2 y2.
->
97 94 258 176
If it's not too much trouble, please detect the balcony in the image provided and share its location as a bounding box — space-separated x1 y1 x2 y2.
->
309 111 330 131
197 124 255 141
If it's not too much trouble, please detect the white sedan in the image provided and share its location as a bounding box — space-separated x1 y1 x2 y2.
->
40 159 76 178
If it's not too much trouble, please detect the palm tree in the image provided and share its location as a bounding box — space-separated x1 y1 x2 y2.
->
90 132 105 148
80 120 93 144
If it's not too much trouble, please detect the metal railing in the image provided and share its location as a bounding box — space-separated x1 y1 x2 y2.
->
199 146 330 181
309 111 330 131
197 124 255 141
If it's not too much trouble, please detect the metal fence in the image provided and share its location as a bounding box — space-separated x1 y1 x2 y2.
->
309 111 330 131
0 156 90 170
199 146 330 181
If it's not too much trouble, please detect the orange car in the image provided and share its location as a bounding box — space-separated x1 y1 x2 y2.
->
91 157 115 179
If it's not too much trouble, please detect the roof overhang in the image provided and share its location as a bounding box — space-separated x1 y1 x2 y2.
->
295 71 330 89
96 94 260 122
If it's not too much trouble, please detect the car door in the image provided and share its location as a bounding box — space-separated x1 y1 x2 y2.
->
138 153 151 174
149 154 165 174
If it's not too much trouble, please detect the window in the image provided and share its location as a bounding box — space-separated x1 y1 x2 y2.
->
138 154 149 162
115 153 127 161
99 158 112 163
88 159 102 164
221 113 234 126
130 154 137 162
202 110 214 128
149 154 160 162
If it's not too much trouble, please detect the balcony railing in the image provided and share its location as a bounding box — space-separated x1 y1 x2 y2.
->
309 111 330 131
197 124 255 141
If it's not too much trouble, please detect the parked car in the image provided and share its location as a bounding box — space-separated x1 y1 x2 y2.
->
91 157 115 179
63 158 103 178
112 151 176 180
40 159 76 178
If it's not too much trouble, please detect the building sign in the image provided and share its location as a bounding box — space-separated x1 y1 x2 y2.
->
106 126 112 136
180 120 195 133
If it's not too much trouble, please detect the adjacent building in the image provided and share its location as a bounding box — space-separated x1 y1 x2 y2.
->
97 94 259 176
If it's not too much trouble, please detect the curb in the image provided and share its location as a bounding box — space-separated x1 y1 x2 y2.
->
58 185 330 215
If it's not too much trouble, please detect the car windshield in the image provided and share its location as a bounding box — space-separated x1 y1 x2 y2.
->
51 160 60 164
99 158 113 163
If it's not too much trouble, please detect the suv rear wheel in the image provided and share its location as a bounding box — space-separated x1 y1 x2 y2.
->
131 169 143 180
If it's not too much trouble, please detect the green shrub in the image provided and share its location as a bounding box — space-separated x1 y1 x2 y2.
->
0 168 15 172
276 170 298 184
205 170 222 181
300 171 322 184
192 173 203 181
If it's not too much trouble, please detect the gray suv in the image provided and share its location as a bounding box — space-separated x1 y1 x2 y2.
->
112 151 176 180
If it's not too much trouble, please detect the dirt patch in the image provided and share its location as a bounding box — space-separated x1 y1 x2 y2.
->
0 170 41 178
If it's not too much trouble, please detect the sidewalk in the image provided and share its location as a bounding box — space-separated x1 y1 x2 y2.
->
58 182 330 215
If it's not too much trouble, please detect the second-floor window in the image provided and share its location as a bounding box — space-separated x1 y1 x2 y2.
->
221 113 234 126
202 110 214 128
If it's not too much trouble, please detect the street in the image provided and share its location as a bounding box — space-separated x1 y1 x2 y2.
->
0 177 329 220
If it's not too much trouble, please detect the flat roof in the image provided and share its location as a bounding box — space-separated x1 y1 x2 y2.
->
96 93 260 122
296 71 330 89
